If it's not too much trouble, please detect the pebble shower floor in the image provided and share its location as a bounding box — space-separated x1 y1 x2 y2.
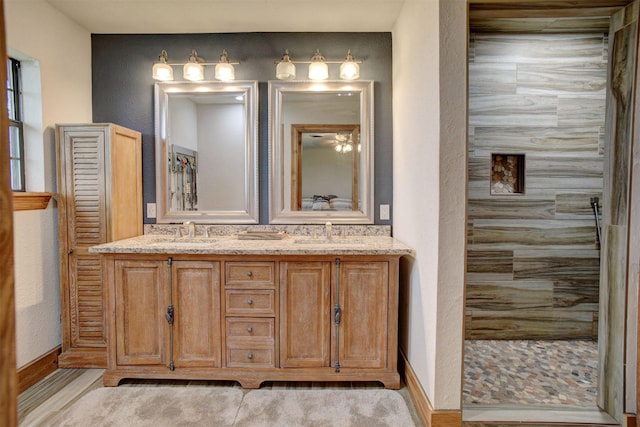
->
463 340 598 406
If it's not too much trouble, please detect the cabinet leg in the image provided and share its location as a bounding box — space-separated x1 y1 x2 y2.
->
102 372 122 387
238 379 263 389
381 376 401 390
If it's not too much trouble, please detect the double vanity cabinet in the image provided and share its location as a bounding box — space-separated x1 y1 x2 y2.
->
91 235 413 389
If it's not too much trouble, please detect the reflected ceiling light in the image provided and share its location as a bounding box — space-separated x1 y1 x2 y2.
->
308 49 329 80
214 49 235 81
334 132 354 153
152 50 174 81
183 49 205 81
339 50 360 81
151 49 240 81
275 49 296 80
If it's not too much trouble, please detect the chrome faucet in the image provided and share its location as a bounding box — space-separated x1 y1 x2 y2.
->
184 221 196 238
325 221 332 240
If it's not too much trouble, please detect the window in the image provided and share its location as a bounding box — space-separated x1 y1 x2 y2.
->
7 57 25 192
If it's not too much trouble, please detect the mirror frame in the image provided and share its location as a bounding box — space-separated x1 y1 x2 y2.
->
268 80 374 224
154 81 259 224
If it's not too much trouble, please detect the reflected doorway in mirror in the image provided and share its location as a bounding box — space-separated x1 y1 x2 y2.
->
169 144 198 211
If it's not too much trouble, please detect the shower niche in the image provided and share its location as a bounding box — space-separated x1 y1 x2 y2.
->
490 153 525 195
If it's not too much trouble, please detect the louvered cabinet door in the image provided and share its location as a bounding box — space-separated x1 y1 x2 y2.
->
58 127 109 367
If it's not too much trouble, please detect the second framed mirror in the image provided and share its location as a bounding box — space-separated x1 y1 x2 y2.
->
269 80 374 224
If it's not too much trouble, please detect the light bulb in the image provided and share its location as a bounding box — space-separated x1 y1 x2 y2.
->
183 50 204 81
340 50 360 80
308 49 328 80
152 50 173 81
276 49 296 80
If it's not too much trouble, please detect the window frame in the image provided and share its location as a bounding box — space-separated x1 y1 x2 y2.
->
7 57 25 192
7 57 52 210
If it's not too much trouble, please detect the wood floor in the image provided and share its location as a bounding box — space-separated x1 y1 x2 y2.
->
18 368 425 426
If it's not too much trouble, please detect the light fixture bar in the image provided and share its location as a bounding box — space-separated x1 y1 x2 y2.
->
152 49 240 81
274 49 363 81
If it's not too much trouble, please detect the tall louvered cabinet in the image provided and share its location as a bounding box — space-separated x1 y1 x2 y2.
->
56 123 142 367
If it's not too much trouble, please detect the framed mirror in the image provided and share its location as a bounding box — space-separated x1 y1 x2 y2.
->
268 80 374 224
154 81 259 223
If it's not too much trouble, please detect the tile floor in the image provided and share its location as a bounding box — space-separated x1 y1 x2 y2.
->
463 340 598 406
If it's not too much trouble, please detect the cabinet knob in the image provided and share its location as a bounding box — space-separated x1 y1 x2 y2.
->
67 249 73 255
246 271 253 277
247 353 254 360
246 298 253 305
247 326 253 333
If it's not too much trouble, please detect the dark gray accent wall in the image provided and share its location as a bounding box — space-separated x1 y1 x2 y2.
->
91 33 392 224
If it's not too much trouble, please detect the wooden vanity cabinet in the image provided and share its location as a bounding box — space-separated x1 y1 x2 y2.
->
114 260 168 367
223 261 276 369
56 123 142 368
111 259 221 371
172 261 222 368
103 254 400 389
280 261 331 368
280 261 390 371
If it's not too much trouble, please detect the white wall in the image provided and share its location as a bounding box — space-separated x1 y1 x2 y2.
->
392 0 467 410
5 0 92 367
197 103 246 210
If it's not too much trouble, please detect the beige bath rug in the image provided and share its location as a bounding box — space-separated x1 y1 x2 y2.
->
46 386 244 427
233 389 416 427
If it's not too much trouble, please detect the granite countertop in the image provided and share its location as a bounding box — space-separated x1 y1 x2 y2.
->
89 233 415 256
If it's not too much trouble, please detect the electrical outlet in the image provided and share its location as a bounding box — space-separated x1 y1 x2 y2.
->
380 204 390 220
147 203 157 218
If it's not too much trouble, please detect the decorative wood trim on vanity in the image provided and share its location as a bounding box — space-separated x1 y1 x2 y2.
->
17 346 61 394
399 350 462 427
12 192 54 211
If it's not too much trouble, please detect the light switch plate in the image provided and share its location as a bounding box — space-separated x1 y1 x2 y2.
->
380 204 390 220
147 203 157 218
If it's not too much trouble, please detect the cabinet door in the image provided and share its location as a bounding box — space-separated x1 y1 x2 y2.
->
59 129 108 352
334 262 389 369
172 261 222 368
115 260 168 366
280 262 331 368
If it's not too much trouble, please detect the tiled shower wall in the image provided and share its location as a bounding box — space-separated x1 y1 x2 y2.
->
466 33 607 340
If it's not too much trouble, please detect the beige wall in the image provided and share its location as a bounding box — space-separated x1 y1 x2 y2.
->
393 0 467 410
5 0 92 367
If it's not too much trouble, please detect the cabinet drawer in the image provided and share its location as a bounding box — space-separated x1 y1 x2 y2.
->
226 345 275 368
225 290 275 316
225 262 275 288
226 317 275 339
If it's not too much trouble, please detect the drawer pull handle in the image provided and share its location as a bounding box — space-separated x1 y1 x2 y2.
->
247 298 253 305
247 353 254 360
247 326 253 333
247 271 253 277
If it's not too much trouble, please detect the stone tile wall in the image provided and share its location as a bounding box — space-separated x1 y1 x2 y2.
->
466 33 606 340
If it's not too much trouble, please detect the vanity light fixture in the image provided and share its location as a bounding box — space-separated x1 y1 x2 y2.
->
152 50 174 81
275 49 296 80
183 49 205 81
308 49 329 80
339 49 360 81
152 49 239 82
214 49 235 81
273 49 363 81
